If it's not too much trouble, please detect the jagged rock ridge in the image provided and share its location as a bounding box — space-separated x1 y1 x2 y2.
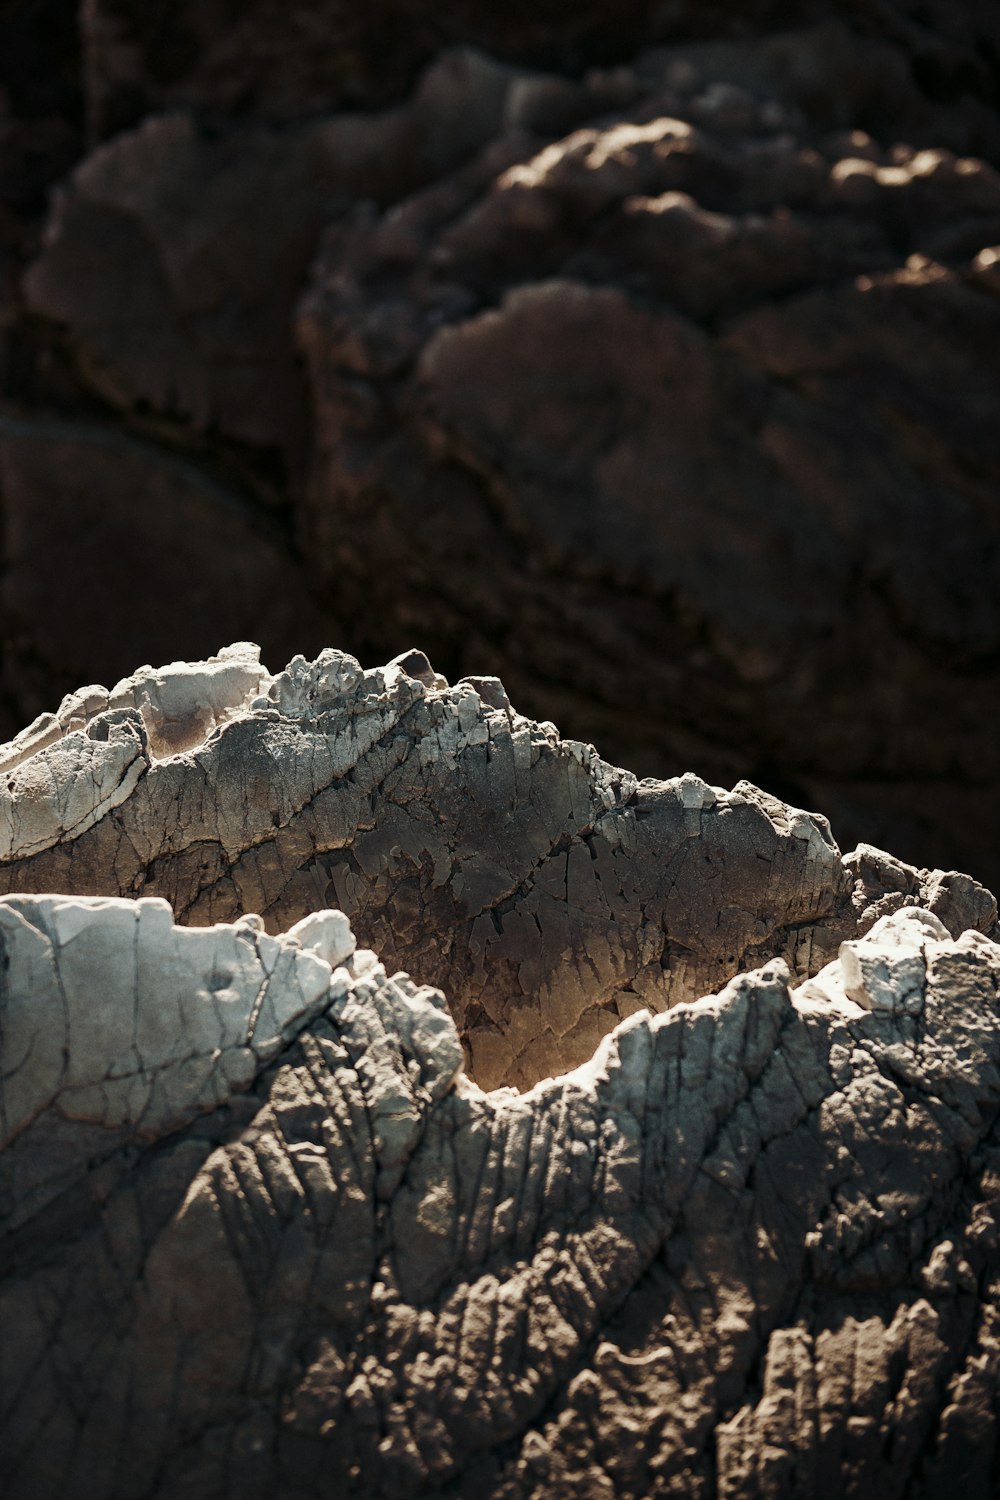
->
2 649 1000 1496
0 645 994 1090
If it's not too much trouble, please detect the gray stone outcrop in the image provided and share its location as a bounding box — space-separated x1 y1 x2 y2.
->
0 646 993 1091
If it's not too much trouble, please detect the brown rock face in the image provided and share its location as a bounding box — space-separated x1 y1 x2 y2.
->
2 4 1000 885
296 48 1000 886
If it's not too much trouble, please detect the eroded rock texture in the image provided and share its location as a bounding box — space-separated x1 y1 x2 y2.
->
3 889 1000 1499
0 646 994 1092
1 4 999 889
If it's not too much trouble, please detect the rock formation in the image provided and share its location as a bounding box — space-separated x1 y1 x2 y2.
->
1 4 998 890
2 747 1000 1494
2 649 1000 1495
3 1 1000 1488
294 29 1000 888
0 645 994 1092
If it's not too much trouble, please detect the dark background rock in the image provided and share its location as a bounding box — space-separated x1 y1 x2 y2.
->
296 50 1000 888
0 420 338 724
76 0 1000 140
1 0 999 887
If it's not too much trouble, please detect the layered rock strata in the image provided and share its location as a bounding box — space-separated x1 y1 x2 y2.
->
3 892 1000 1498
0 646 994 1090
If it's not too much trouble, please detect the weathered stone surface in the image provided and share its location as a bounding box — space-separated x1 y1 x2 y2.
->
0 646 994 1093
0 895 353 1211
1 7 998 1492
3 891 1000 1497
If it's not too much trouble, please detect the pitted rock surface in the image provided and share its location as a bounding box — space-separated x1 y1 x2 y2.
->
2 897 1000 1498
0 647 994 1092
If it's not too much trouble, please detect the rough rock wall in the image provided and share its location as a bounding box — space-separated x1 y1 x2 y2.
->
4 889 1000 1499
0 646 994 1092
2 3 999 885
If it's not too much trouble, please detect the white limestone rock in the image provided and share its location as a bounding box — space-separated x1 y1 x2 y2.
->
287 907 356 969
0 894 336 1146
0 645 270 866
0 892 466 1241
795 905 952 1015
0 831 999 1499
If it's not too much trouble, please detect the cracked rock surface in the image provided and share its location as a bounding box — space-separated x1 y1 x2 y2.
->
3 888 1000 1498
0 646 994 1092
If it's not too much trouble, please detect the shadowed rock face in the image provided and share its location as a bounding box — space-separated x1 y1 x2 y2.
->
78 0 660 136
76 0 1000 137
3 882 1000 1497
0 646 994 1093
21 48 528 451
3 8 998 889
294 36 1000 888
